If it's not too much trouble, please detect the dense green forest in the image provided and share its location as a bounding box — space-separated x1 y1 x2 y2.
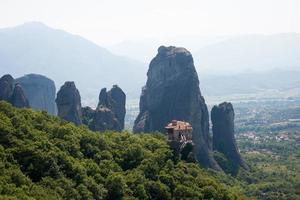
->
0 101 243 200
1 100 299 200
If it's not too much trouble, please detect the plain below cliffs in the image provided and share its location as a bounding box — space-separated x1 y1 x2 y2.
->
211 102 248 174
82 85 126 132
133 46 221 170
0 74 29 108
15 74 57 115
56 81 82 126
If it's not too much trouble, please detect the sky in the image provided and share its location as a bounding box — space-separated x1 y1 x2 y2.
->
0 0 299 45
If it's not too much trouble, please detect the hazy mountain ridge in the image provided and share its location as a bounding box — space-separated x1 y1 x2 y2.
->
200 69 300 96
0 22 147 105
1 22 300 105
108 33 300 74
195 33 300 73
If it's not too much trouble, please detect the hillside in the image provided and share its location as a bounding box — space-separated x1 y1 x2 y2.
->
0 22 147 104
0 101 243 199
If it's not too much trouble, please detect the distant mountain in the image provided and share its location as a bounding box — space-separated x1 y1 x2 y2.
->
200 69 300 96
108 33 300 74
1 23 300 105
107 36 231 63
0 22 147 105
195 33 300 74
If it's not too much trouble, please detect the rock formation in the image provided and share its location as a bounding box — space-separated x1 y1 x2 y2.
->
56 82 82 125
10 83 30 108
82 85 125 132
211 102 248 173
15 74 57 115
0 74 30 108
89 106 120 132
97 85 126 129
133 46 221 170
0 74 14 101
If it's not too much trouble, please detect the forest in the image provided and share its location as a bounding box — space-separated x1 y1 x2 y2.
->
0 101 243 200
1 98 300 200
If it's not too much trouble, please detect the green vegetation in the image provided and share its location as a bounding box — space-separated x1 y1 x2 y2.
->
1 98 299 200
233 100 300 200
0 101 242 200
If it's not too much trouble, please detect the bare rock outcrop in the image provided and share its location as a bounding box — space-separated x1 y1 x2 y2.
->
15 74 57 115
56 81 82 125
0 74 14 101
89 106 120 132
97 85 126 129
0 74 30 108
133 46 221 170
10 83 30 108
82 85 126 132
211 102 248 174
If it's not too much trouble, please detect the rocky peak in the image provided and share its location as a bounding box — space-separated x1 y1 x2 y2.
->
108 85 126 129
147 46 197 89
56 81 82 125
10 83 30 108
133 46 221 170
15 74 56 115
0 74 14 101
89 106 120 132
82 85 126 132
211 102 248 174
98 88 110 108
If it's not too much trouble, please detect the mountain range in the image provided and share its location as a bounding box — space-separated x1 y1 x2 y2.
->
108 33 300 74
0 22 300 106
0 22 147 106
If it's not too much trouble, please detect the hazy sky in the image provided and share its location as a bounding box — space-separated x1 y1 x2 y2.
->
0 0 299 45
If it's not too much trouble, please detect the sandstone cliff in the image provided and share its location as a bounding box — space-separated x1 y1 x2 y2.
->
0 74 30 108
15 74 56 115
82 85 125 132
56 81 82 125
0 74 14 101
133 46 221 170
97 85 126 130
211 102 248 173
10 83 30 108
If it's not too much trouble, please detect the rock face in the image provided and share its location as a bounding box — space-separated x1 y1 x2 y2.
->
15 74 57 115
89 106 120 132
133 46 221 170
56 82 82 125
10 83 30 108
82 85 126 132
0 74 14 101
0 74 30 108
97 85 126 129
211 102 248 173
